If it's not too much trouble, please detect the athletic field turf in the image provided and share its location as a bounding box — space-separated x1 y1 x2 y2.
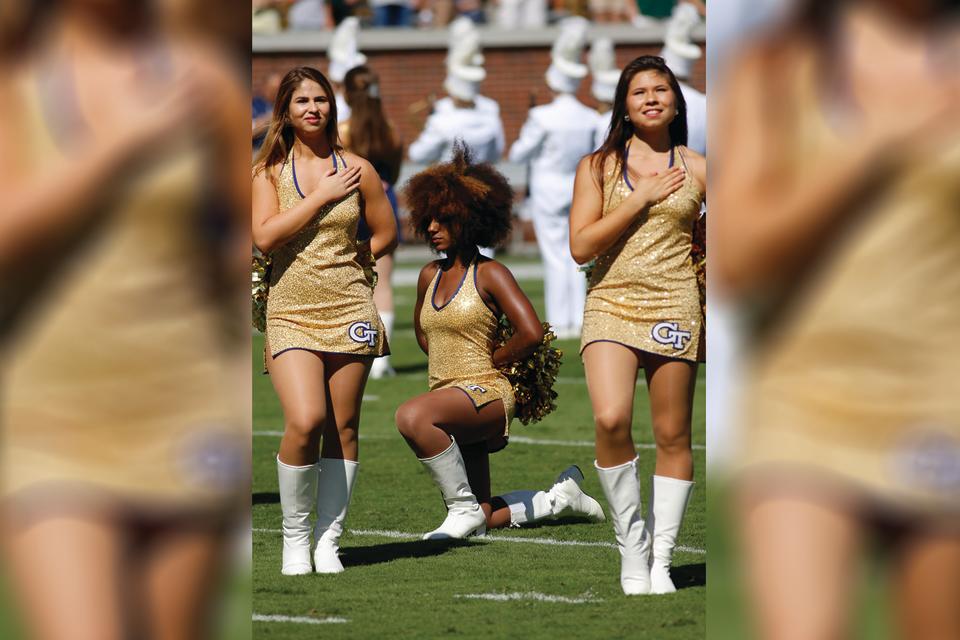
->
253 258 706 639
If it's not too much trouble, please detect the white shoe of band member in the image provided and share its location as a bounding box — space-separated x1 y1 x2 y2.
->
500 465 606 525
595 456 651 595
277 457 318 576
370 312 396 379
418 438 487 540
313 457 359 574
647 474 695 594
369 356 396 379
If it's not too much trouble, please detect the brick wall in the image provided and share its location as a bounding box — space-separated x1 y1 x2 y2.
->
253 44 706 155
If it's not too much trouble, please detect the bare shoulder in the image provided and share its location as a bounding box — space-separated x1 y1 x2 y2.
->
476 258 517 288
678 146 706 189
342 151 372 171
253 161 281 188
680 146 706 171
418 260 441 285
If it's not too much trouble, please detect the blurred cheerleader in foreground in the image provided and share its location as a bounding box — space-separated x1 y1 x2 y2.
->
0 1 250 638
395 144 604 539
712 0 960 637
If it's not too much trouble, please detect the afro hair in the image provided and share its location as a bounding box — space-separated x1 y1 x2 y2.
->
403 142 513 250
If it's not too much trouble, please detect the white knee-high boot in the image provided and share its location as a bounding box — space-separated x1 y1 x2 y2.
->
370 312 395 379
418 438 487 540
647 475 694 594
595 456 651 595
499 465 606 525
277 457 318 575
313 457 359 574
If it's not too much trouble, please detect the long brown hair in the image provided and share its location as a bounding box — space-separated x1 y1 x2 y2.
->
591 56 687 186
253 66 341 179
342 65 403 185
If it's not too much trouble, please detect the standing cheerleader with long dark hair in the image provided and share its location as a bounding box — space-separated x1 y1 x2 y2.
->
569 55 706 595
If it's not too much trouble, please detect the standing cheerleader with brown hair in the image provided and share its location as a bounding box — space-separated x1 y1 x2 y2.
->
570 55 706 595
395 144 604 539
339 64 404 379
252 66 397 575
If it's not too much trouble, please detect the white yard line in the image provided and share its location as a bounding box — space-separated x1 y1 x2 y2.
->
454 591 602 604
251 527 706 555
253 614 348 625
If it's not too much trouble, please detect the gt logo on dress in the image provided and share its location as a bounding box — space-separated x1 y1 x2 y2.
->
465 384 487 393
651 322 692 350
348 321 378 347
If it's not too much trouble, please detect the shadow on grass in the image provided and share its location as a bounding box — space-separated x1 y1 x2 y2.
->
673 562 706 590
340 538 471 568
253 492 279 505
505 516 606 529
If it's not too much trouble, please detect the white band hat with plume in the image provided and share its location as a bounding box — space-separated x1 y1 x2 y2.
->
328 17 367 83
545 16 591 94
588 37 621 103
444 17 486 102
660 2 702 80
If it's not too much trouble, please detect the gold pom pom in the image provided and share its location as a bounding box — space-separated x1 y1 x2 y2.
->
690 213 706 318
495 319 563 425
252 249 271 333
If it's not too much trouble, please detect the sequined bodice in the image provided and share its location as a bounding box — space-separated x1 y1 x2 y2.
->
420 261 501 390
588 149 702 291
270 152 362 282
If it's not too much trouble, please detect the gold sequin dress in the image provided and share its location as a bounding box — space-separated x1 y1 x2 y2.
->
420 261 515 439
1 67 247 508
266 151 388 360
580 147 704 362
737 53 960 515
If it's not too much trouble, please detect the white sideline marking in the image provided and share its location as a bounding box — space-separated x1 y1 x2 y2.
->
251 527 705 555
455 591 602 604
251 430 704 451
253 614 348 625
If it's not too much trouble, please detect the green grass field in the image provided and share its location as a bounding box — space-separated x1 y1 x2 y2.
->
252 258 707 638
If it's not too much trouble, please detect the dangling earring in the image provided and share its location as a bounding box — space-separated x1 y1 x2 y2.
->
623 114 630 122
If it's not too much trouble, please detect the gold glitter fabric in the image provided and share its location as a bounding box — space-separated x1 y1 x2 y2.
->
737 53 960 513
266 151 388 361
2 72 247 506
580 148 704 362
420 261 515 437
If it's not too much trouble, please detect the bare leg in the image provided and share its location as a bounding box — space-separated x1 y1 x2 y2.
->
740 490 862 640
395 388 506 458
460 442 513 529
583 341 640 467
266 347 327 466
320 353 372 462
642 352 697 481
396 389 504 539
142 523 228 640
894 528 960 640
3 513 124 640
